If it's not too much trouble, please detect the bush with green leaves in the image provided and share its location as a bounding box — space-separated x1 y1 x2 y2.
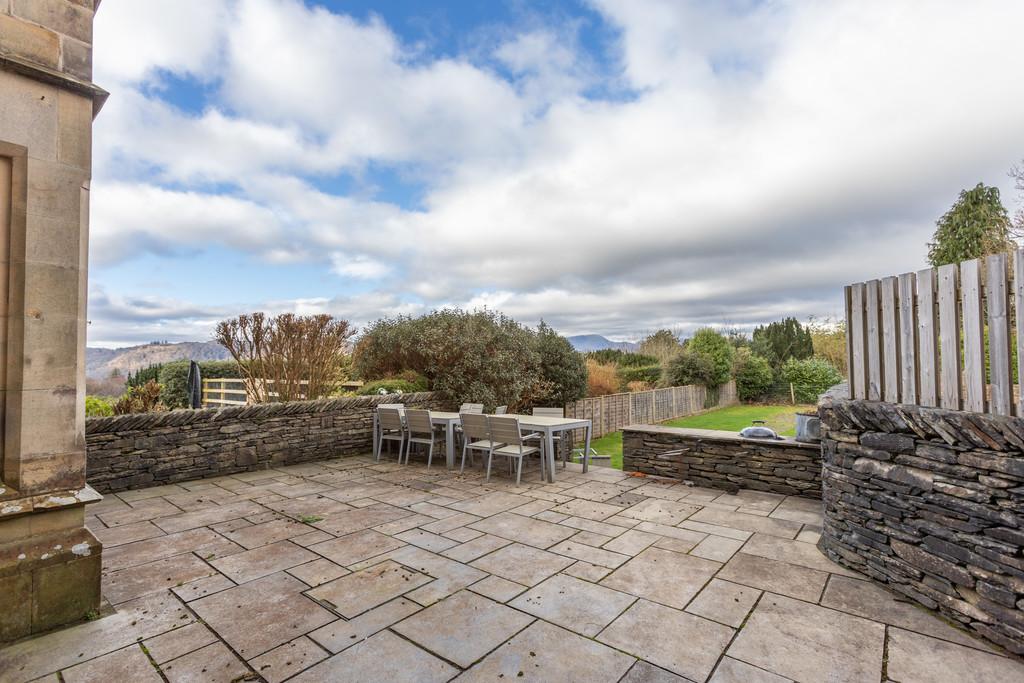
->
85 395 114 417
661 349 716 388
732 348 774 402
617 364 662 386
158 360 242 409
126 364 161 389
780 357 844 403
353 309 584 410
686 328 734 388
585 350 658 367
751 317 814 370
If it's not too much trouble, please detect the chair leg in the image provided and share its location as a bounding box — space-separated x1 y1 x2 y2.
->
516 457 523 486
485 450 493 481
427 440 434 469
460 442 468 474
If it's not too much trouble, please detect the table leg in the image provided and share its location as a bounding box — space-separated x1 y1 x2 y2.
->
445 422 455 469
583 424 592 473
546 429 557 482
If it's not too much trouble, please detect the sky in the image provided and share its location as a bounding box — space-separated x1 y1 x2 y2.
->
88 0 1024 348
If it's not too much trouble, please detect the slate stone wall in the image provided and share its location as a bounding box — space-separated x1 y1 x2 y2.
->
818 394 1024 654
622 425 822 498
85 393 444 493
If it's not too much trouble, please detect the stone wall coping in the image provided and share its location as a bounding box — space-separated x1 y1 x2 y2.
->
85 391 440 435
623 424 819 450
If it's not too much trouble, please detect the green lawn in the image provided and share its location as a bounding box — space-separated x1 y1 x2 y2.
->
586 403 815 469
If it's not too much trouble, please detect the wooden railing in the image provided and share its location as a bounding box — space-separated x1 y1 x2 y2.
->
845 249 1024 416
201 378 364 407
565 381 737 438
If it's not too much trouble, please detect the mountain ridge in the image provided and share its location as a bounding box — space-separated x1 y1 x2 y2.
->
567 334 639 352
86 341 232 379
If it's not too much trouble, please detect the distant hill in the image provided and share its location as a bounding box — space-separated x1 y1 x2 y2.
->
567 334 639 353
86 341 232 379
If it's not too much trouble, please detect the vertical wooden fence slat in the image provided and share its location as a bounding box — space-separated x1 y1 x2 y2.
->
897 272 918 404
844 286 854 397
960 258 986 413
1016 249 1024 416
938 263 962 410
986 253 1012 416
917 268 939 407
881 276 900 403
849 283 868 399
865 279 884 401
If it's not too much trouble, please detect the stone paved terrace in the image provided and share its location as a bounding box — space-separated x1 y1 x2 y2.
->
2 456 1023 683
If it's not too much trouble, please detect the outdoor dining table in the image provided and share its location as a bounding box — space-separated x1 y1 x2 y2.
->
372 409 593 482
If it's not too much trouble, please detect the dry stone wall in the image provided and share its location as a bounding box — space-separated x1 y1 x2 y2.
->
85 393 444 493
818 393 1024 654
622 425 822 497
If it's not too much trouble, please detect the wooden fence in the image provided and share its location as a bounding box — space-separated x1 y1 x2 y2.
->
565 381 738 438
201 378 363 407
845 249 1024 416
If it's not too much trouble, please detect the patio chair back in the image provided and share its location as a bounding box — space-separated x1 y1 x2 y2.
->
378 407 405 431
405 409 434 437
379 403 405 411
459 403 484 414
460 412 490 442
532 407 564 418
494 405 507 415
488 416 525 447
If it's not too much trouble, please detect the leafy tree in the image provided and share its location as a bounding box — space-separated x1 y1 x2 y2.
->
85 395 114 417
780 357 844 403
687 328 734 387
638 329 683 363
1012 161 1024 238
216 313 355 402
534 321 588 406
585 350 658 367
732 348 773 402
752 317 814 370
354 309 566 410
661 349 716 387
126 364 161 389
927 183 1014 266
806 316 848 375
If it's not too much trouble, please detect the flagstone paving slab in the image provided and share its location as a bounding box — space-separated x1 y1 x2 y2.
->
716 552 828 603
249 636 328 683
885 627 1023 683
441 533 512 562
468 511 576 548
61 645 161 683
510 573 635 636
171 573 235 602
601 546 720 608
308 529 406 567
550 497 625 521
220 518 312 548
288 558 350 587
161 641 251 683
470 542 574 586
292 630 457 683
191 573 335 658
689 507 802 539
458 620 634 683
394 590 534 668
690 535 745 563
209 540 318 583
143 622 218 664
620 660 690 683
709 657 791 683
739 533 862 576
685 578 761 628
619 498 701 525
307 560 432 618
101 553 217 604
599 599 733 682
602 528 660 556
726 593 884 683
308 598 421 653
468 575 528 602
547 538 630 568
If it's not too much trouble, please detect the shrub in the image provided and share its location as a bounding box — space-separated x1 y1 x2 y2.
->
85 395 114 417
126 364 161 389
616 364 662 387
354 309 567 410
733 349 773 402
113 380 166 415
807 316 848 375
625 380 654 392
357 379 421 395
586 350 658 367
534 322 588 406
780 357 844 403
752 317 814 370
586 359 620 396
638 330 683 363
661 349 716 387
158 360 242 410
687 328 734 387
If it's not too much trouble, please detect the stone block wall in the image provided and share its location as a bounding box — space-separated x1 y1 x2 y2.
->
85 393 445 493
622 425 822 497
818 394 1024 654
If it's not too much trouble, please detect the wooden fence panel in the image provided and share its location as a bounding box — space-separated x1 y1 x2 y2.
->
1015 249 1024 416
865 279 883 401
960 258 986 413
881 276 900 403
986 253 1012 416
849 283 867 400
897 272 918 404
937 263 962 410
917 268 939 407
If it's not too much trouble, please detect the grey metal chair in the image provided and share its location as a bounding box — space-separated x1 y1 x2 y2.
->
405 409 442 468
459 403 484 414
530 407 568 468
459 412 504 473
494 405 507 415
486 416 542 485
375 407 406 463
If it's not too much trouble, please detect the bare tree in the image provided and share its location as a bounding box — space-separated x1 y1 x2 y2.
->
216 313 354 403
1012 160 1024 239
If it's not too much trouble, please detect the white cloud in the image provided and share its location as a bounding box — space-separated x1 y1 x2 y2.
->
88 0 1024 346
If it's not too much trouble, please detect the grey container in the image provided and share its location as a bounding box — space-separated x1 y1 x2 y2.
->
795 412 821 443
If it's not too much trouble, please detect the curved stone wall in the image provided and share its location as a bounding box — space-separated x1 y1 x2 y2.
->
818 394 1024 654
